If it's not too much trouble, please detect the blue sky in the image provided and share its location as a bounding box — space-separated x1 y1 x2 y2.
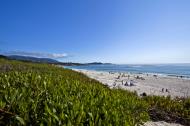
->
0 0 190 64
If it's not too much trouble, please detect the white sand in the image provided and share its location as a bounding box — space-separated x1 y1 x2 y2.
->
143 121 183 126
75 69 190 98
73 69 189 126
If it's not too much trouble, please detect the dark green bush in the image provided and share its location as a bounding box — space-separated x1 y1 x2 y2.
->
143 96 190 125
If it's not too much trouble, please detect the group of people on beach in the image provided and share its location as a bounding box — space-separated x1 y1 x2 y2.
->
112 73 137 87
111 72 171 95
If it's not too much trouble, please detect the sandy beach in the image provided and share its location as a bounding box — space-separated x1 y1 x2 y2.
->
74 69 190 98
73 69 190 126
73 69 189 126
143 121 183 126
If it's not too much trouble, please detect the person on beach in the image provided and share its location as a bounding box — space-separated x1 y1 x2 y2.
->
162 88 164 92
113 82 116 86
124 81 128 86
128 75 130 80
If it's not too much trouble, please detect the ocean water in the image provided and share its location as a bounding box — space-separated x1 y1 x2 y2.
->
65 64 190 78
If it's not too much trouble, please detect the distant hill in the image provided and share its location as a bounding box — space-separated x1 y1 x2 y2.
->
0 54 111 66
0 55 7 59
86 62 112 65
7 55 59 64
86 62 103 65
0 55 84 66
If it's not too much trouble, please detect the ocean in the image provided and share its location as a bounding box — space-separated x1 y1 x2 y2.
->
65 64 190 78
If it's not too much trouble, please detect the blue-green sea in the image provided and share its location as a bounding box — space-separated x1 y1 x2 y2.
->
65 64 190 78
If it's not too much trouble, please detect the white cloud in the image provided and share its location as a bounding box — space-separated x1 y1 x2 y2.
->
49 53 68 58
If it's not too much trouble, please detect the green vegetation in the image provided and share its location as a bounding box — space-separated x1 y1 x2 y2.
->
0 58 189 126
0 58 149 125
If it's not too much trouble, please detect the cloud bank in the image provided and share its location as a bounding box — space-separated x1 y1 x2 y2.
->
1 50 68 59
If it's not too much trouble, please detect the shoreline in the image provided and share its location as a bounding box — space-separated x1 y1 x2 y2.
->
72 68 190 98
68 67 190 80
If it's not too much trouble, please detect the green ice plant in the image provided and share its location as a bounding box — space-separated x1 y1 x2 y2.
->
0 58 149 125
